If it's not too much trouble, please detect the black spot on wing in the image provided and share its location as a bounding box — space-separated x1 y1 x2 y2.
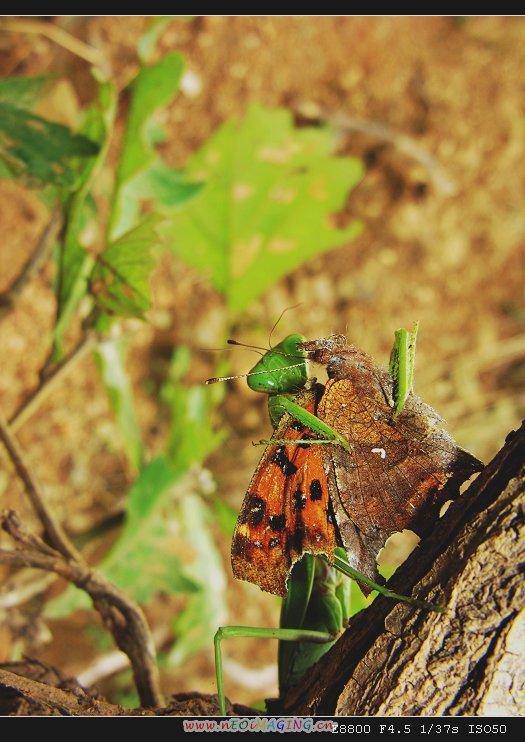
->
271 446 298 476
291 419 306 433
269 514 286 532
309 479 323 501
293 488 306 511
246 496 265 527
289 522 305 554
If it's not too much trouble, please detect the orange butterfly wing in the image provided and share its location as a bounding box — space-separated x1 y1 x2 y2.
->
299 337 483 591
231 385 336 597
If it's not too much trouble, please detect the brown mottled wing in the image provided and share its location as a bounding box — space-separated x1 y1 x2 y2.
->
317 371 483 590
231 386 336 597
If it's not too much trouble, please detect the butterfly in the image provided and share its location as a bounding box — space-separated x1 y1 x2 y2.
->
231 335 483 597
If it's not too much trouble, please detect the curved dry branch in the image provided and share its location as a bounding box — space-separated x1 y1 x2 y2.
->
0 509 163 709
0 408 163 709
0 411 80 560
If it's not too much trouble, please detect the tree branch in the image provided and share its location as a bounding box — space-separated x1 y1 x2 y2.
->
0 510 163 708
0 664 226 716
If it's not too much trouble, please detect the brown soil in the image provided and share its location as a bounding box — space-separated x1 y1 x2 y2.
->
0 16 524 711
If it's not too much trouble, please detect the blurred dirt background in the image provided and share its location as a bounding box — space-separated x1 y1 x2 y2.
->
0 16 524 710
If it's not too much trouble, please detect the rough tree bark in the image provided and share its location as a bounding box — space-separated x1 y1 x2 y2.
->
277 421 525 717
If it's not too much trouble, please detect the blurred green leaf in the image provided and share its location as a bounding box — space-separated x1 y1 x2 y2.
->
162 345 225 471
52 78 117 361
212 498 238 538
90 215 161 323
349 579 374 616
162 104 363 314
45 583 90 616
0 75 50 107
347 564 397 616
123 456 177 531
166 384 225 470
137 17 173 63
109 52 185 239
124 161 203 210
0 101 99 187
95 338 143 471
167 492 227 666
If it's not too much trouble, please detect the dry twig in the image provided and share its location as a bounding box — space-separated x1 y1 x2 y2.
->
0 411 164 708
9 332 97 433
0 207 62 321
0 18 105 67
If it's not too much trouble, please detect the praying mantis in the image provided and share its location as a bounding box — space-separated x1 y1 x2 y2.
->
213 323 441 715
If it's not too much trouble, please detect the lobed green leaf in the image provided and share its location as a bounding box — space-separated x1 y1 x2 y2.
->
89 215 161 322
162 104 363 314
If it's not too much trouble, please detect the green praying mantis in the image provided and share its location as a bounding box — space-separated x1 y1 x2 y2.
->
213 322 441 715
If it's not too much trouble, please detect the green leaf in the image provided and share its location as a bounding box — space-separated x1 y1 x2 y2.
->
0 101 99 187
167 492 227 666
89 215 160 322
127 162 203 208
52 78 117 361
137 17 174 63
109 52 185 239
95 338 143 471
212 498 238 538
162 345 225 471
162 104 363 314
0 75 51 107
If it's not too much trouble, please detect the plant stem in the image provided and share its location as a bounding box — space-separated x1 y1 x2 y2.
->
0 411 80 561
0 207 62 322
0 666 131 716
9 332 96 433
